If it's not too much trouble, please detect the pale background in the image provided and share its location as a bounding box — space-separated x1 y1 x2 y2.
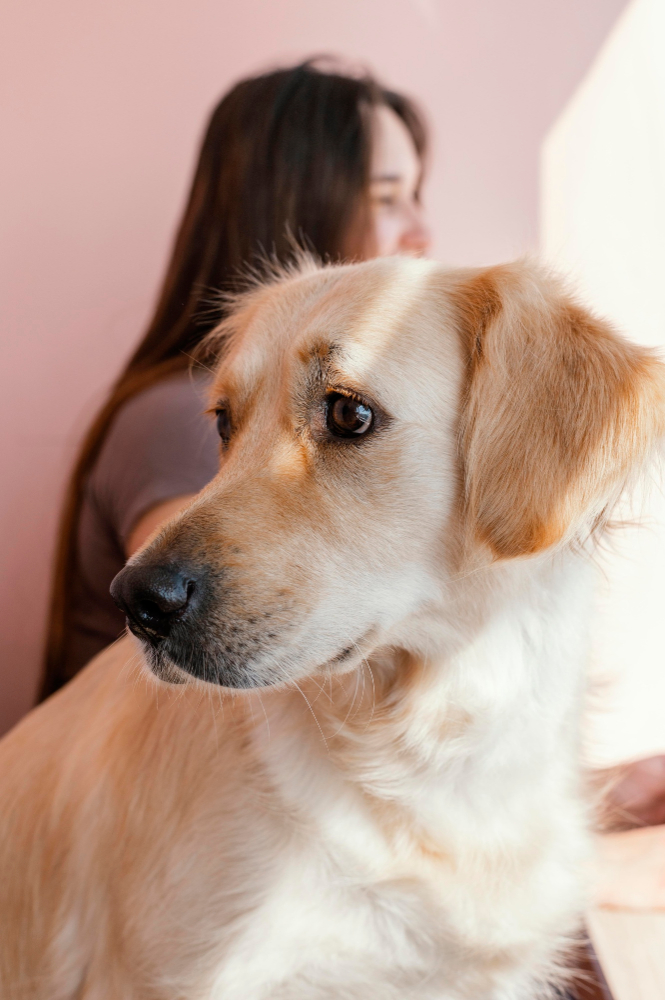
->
0 0 626 733
542 0 665 767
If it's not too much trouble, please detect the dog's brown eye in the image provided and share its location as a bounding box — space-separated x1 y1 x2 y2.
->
215 407 232 445
326 393 374 438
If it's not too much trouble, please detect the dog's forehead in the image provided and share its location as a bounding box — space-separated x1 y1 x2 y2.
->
214 257 450 399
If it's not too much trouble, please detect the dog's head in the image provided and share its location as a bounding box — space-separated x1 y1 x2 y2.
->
111 257 665 687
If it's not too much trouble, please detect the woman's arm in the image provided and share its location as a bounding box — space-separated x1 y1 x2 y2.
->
88 374 219 560
594 825 665 909
126 495 197 558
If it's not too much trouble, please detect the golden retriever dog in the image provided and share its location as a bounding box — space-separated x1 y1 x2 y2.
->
1 257 663 1000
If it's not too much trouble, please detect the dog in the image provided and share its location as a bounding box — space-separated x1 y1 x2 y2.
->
1 256 663 999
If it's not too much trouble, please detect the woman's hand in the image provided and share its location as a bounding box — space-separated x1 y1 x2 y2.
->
600 756 665 831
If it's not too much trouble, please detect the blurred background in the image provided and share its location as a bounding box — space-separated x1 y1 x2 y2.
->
0 0 630 733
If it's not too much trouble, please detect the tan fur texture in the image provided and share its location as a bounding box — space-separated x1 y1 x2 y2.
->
1 257 663 1000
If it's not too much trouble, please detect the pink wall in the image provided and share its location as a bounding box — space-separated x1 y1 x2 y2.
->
0 0 625 733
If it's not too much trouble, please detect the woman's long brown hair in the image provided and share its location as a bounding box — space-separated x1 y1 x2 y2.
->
39 60 427 700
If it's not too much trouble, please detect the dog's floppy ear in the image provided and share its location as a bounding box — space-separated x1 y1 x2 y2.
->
453 262 665 558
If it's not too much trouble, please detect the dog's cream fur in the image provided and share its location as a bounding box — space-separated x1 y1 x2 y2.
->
1 257 664 999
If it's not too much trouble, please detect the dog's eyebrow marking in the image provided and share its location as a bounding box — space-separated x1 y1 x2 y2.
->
298 340 342 367
268 436 311 480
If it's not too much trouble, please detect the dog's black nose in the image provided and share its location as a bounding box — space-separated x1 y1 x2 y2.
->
111 562 198 640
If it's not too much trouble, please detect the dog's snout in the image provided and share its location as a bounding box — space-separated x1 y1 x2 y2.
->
111 562 200 641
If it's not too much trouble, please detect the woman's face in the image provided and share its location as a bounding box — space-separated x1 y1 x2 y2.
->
367 104 431 258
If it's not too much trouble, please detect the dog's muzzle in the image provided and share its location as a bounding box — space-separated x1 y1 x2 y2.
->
110 557 271 687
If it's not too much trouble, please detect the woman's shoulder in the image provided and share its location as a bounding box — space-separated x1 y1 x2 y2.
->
113 370 214 433
101 370 217 459
88 370 220 544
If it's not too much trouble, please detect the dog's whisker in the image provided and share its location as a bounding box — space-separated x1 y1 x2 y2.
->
181 350 217 377
353 643 377 732
308 676 327 708
365 660 377 729
256 691 271 742
206 683 220 752
246 693 256 730
292 680 329 754
358 659 366 710
331 660 362 737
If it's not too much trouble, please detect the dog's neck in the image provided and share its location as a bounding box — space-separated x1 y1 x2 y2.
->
249 550 593 863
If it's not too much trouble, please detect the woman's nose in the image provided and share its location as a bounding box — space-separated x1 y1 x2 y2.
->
399 207 431 256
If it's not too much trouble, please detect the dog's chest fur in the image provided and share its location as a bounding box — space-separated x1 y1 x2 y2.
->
207 794 573 1000
198 559 592 1000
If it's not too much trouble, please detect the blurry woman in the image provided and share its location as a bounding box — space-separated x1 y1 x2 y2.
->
39 59 430 699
